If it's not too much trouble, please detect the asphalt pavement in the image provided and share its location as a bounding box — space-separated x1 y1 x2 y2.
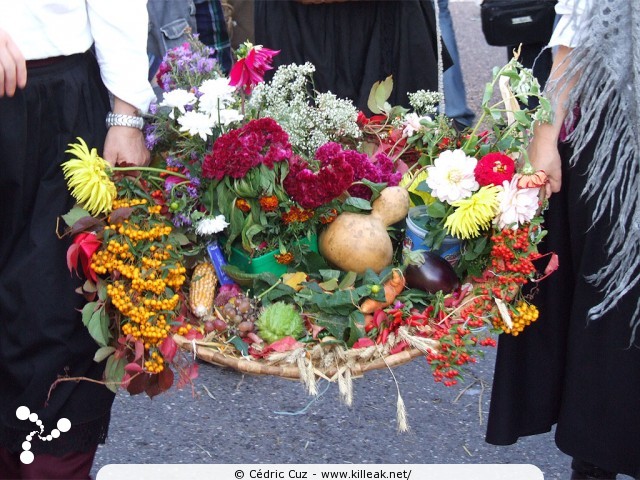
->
94 3 578 478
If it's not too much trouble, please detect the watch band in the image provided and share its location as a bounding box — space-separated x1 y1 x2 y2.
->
105 112 145 130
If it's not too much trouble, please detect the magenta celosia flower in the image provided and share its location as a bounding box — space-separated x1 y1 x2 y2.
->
229 44 280 95
284 144 355 209
201 117 292 180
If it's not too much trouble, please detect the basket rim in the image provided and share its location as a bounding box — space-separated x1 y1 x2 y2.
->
174 334 425 380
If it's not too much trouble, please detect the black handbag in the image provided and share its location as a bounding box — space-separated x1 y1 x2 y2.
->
480 0 557 47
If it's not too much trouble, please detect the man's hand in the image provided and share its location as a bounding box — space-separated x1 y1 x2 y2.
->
103 126 150 167
0 28 27 97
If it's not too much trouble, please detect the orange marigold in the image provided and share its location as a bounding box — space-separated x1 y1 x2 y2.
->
274 252 294 264
258 195 279 212
235 198 251 213
320 208 338 224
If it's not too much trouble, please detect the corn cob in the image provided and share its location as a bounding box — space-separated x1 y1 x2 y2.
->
189 262 217 318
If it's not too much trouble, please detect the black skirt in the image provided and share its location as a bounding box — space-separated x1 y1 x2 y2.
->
486 135 640 477
0 52 115 455
254 0 447 113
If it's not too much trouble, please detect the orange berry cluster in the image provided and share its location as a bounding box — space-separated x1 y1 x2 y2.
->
499 301 539 336
91 197 187 374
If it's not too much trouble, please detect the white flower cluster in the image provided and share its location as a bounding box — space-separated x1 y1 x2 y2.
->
158 78 243 141
408 90 442 116
248 62 361 157
426 149 539 230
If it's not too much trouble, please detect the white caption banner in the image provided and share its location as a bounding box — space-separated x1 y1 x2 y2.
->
97 463 543 480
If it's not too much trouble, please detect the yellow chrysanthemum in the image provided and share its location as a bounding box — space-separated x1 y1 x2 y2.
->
444 185 500 239
400 169 434 206
62 138 116 215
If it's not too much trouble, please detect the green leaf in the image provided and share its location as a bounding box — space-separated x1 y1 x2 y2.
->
81 302 97 327
426 201 447 219
168 231 190 246
346 311 366 347
319 269 341 282
104 355 126 393
513 109 530 125
367 75 394 114
87 307 110 347
318 278 340 291
482 83 494 105
315 313 350 341
61 206 91 228
342 196 372 212
338 271 358 289
362 269 381 287
408 191 425 206
93 346 116 363
228 336 249 356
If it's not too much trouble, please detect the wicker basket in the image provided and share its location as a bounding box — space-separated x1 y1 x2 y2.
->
174 335 425 381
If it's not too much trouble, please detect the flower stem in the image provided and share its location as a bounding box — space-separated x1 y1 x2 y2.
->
112 166 189 180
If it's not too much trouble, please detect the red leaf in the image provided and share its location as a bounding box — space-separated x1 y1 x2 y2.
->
124 362 143 374
144 368 174 398
134 341 145 361
158 336 178 363
176 363 199 389
183 328 202 341
390 340 409 355
352 337 375 349
544 252 559 276
66 243 80 275
263 336 304 354
126 372 151 396
157 367 174 391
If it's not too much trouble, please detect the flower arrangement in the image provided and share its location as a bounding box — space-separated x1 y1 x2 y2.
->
59 36 555 411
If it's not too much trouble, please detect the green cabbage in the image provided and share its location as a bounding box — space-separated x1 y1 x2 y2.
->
256 302 304 344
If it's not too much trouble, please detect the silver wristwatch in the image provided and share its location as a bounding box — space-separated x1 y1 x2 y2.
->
105 112 145 130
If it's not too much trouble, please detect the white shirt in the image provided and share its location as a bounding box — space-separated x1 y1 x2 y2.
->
549 0 591 48
0 1 155 112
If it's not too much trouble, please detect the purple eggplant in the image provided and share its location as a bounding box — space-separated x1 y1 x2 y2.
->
404 251 461 294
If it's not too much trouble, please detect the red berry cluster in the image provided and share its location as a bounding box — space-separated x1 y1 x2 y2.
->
490 225 541 279
426 322 480 387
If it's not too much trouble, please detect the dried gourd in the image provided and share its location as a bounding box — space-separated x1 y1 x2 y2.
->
189 262 217 318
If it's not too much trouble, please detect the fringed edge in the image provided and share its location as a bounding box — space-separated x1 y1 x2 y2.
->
546 1 640 337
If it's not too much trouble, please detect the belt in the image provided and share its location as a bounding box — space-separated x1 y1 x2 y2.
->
26 55 69 69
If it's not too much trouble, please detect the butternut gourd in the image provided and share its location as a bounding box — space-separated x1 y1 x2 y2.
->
318 186 410 274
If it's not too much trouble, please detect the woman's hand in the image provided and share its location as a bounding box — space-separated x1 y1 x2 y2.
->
0 28 26 97
528 122 562 199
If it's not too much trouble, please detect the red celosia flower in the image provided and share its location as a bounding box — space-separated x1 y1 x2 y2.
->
474 152 515 186
202 118 292 180
67 232 102 282
258 195 279 212
229 44 279 95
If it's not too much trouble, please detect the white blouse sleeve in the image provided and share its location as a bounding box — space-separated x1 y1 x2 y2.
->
549 0 592 48
548 0 591 48
87 0 156 113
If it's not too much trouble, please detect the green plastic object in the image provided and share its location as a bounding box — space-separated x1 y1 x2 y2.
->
227 235 319 275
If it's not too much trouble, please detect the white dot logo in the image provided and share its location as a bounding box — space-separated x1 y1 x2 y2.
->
15 406 72 464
